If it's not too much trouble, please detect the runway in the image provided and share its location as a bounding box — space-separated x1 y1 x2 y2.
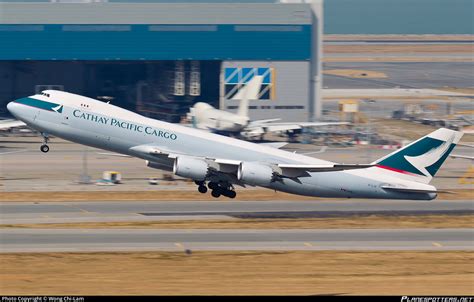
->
1 228 472 252
323 62 474 89
1 200 473 224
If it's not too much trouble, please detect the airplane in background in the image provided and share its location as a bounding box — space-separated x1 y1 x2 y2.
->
450 143 474 160
187 75 348 140
0 119 26 131
7 90 463 200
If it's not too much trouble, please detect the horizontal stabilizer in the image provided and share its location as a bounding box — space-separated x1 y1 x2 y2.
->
381 186 453 194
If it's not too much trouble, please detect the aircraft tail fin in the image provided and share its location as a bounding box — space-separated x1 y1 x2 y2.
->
373 128 463 183
232 75 263 117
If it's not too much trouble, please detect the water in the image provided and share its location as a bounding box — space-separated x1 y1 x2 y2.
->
324 0 474 34
1 0 473 34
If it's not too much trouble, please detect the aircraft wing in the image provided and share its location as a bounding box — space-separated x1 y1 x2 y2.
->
245 121 349 134
247 118 281 127
258 142 288 149
129 143 243 183
129 144 183 158
449 154 474 160
130 144 372 181
0 119 26 130
276 163 374 177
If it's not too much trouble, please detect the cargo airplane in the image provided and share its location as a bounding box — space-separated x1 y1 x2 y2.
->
187 75 347 140
7 90 463 199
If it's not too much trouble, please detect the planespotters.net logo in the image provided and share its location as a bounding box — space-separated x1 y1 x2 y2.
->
402 297 473 302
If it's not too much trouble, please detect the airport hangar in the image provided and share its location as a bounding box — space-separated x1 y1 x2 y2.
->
0 0 322 123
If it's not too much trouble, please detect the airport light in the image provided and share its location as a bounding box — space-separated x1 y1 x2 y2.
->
363 99 376 162
78 146 92 184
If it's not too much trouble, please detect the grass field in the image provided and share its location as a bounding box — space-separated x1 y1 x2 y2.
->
1 251 472 295
2 214 472 230
1 188 472 202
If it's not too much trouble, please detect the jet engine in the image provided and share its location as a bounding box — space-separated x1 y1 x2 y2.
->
146 160 173 172
237 162 274 186
173 156 209 181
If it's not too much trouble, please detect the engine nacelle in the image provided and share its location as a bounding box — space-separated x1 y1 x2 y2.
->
146 160 173 172
237 162 274 186
173 156 209 181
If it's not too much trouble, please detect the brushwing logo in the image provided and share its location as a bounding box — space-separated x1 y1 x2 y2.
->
224 67 274 100
404 134 455 177
52 104 63 113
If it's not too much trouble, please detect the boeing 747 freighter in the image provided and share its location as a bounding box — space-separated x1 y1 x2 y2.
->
7 90 463 199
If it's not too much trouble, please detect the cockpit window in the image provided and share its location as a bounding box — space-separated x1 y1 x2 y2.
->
39 92 50 97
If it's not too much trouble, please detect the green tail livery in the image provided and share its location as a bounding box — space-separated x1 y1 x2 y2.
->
375 128 461 183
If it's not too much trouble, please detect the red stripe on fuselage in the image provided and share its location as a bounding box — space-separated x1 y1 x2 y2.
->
375 164 418 176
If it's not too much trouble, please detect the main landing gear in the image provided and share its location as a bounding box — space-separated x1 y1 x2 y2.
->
40 133 50 153
194 181 236 199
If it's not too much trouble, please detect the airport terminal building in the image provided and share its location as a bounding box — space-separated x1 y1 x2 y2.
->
0 0 322 123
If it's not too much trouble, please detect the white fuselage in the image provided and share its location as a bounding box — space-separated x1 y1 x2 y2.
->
7 91 437 200
191 102 249 133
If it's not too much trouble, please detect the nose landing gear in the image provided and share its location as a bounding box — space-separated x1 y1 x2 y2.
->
40 133 50 153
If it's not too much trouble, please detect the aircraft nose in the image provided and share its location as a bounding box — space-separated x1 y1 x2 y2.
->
7 101 17 114
7 101 22 119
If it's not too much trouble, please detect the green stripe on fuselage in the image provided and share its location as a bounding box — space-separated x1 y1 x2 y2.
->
14 97 60 112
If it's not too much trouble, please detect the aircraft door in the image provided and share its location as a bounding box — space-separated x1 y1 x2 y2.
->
33 107 44 123
95 134 111 148
61 106 70 126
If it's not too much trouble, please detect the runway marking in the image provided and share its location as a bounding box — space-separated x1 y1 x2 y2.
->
304 242 313 247
76 207 92 214
432 242 443 248
62 203 92 214
41 215 51 219
175 243 184 249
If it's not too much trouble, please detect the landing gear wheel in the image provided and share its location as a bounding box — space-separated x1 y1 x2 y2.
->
208 182 218 190
211 189 221 198
40 144 49 153
227 190 236 199
198 185 208 194
221 190 237 199
40 133 50 153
